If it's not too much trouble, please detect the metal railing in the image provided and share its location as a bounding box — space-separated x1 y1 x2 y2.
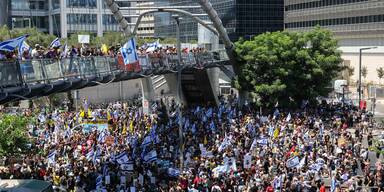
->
0 50 228 88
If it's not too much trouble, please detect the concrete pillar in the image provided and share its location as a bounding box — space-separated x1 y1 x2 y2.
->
96 0 103 37
48 0 54 35
0 0 9 27
141 77 155 114
164 73 186 106
60 0 68 38
206 67 220 106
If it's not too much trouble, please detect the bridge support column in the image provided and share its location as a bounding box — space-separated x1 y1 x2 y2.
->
206 68 220 106
141 77 155 114
164 73 186 106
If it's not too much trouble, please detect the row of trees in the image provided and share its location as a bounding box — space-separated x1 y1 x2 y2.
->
0 25 178 48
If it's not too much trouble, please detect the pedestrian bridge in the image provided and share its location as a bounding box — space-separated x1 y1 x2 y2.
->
0 50 231 104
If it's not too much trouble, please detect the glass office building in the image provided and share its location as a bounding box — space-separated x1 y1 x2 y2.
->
285 0 384 46
8 0 152 38
154 0 284 42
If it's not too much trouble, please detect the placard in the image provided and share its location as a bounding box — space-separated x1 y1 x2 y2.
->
78 35 90 44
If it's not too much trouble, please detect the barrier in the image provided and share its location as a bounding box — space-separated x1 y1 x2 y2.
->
0 50 228 88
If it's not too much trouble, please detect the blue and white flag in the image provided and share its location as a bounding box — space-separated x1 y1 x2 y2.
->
146 39 161 52
218 135 232 152
297 157 306 169
96 174 103 189
167 168 180 177
49 37 61 48
209 121 216 132
250 139 258 150
273 109 280 120
309 163 322 172
143 150 157 164
286 113 292 122
18 40 30 58
257 138 268 146
286 156 300 168
121 38 138 65
273 175 282 189
47 150 56 164
0 35 28 52
61 42 68 58
116 152 130 165
268 126 274 137
86 149 94 161
120 162 134 171
331 177 336 192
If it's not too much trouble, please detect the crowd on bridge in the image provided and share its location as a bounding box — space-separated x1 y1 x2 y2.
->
0 95 383 192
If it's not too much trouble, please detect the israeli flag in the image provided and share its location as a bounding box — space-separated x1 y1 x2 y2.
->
268 126 274 137
273 175 282 189
47 150 56 164
286 113 292 122
286 156 300 168
331 177 336 192
49 37 61 48
250 139 258 150
96 174 103 189
146 39 161 52
116 152 130 165
143 150 157 164
206 108 213 118
218 135 232 152
167 168 180 177
120 162 134 171
18 40 30 58
86 149 94 161
209 121 216 132
61 42 68 58
121 38 138 65
297 157 306 169
257 138 268 146
273 109 280 120
0 35 28 52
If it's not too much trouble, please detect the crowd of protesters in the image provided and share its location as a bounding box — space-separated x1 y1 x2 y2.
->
0 94 383 192
0 43 208 61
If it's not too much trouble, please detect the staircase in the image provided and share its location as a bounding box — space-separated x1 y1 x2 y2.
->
181 69 216 105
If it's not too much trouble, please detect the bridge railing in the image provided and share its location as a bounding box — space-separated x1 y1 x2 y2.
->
0 50 228 88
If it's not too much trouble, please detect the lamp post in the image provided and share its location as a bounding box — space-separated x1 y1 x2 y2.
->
359 47 377 106
173 15 184 170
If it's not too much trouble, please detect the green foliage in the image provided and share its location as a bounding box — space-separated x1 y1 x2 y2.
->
234 27 343 108
0 114 31 156
362 66 368 79
377 67 384 83
348 66 355 77
0 26 56 48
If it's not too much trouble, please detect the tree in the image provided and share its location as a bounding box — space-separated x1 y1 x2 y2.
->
348 66 354 77
234 27 343 108
0 114 31 156
377 67 384 84
362 66 368 82
0 26 56 48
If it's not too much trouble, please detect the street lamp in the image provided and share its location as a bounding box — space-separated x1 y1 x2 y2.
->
359 47 377 106
173 15 184 169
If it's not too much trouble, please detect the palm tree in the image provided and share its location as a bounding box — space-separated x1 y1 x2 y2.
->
377 67 384 84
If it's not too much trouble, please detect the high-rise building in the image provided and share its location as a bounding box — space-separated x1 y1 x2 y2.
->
136 1 155 38
284 0 384 46
8 0 141 38
154 0 284 42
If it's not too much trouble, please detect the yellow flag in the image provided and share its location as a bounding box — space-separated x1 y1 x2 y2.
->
88 109 92 118
129 121 134 132
107 111 112 120
122 123 127 135
274 127 280 139
204 135 208 145
80 110 85 118
101 44 109 55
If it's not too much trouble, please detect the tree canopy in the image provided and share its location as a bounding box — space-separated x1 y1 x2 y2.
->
234 27 343 108
0 114 31 156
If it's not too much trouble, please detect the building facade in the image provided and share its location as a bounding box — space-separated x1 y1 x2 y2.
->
136 1 155 38
9 0 155 38
284 0 384 46
154 0 284 42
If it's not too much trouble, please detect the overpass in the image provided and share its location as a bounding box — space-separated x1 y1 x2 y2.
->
0 50 232 106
